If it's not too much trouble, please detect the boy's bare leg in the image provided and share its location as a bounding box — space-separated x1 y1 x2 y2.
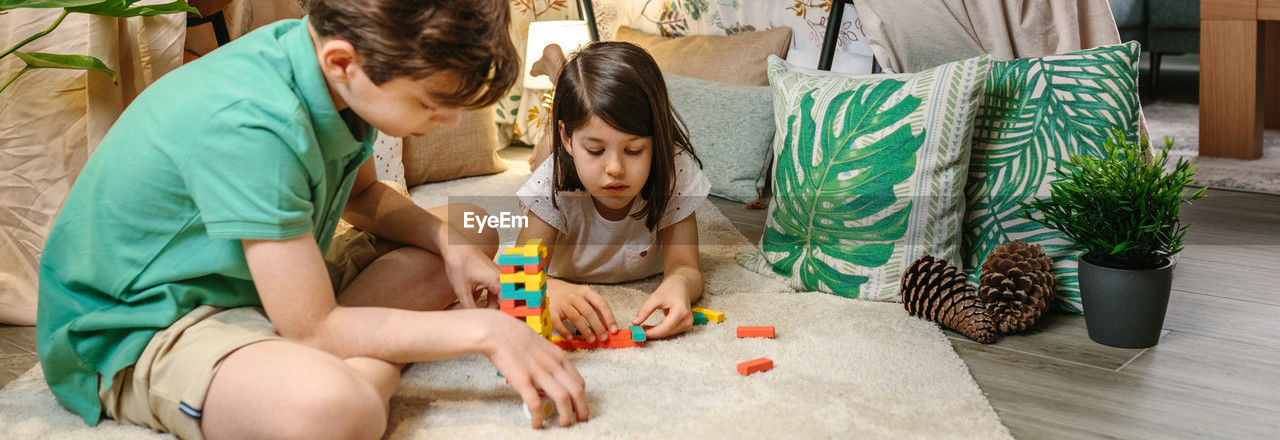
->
201 203 498 440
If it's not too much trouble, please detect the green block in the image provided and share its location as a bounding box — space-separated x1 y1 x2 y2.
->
693 312 707 325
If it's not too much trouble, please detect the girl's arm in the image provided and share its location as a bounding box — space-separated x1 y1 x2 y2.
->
633 212 704 338
517 211 619 341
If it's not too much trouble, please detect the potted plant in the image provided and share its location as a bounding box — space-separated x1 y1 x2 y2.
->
1020 131 1206 348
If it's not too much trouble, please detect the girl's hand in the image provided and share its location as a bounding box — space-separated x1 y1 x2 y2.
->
632 277 694 339
477 309 589 428
441 244 502 309
548 279 618 342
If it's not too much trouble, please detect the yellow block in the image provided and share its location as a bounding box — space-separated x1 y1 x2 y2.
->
691 307 725 323
500 270 546 291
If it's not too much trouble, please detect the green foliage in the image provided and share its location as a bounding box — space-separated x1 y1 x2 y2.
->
765 80 923 297
1018 131 1207 269
0 0 195 95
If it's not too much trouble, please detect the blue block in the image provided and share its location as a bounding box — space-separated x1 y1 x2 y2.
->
500 285 545 307
629 325 646 342
498 253 542 266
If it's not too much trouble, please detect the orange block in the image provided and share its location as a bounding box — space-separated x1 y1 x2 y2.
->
554 330 644 351
737 326 775 338
501 304 542 318
500 265 517 274
737 357 773 376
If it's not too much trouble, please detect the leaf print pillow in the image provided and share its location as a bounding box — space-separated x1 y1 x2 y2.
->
736 55 990 301
962 42 1141 314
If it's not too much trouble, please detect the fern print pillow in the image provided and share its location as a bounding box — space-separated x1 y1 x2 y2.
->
963 42 1141 314
741 55 989 301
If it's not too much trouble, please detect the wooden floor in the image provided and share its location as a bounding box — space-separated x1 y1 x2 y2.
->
4 167 1277 438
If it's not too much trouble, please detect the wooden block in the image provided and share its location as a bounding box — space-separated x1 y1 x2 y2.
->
737 326 775 338
692 312 707 325
629 325 646 342
504 305 543 318
737 357 773 376
523 263 542 274
499 265 516 274
691 307 724 323
498 253 541 266
500 298 543 310
500 271 547 291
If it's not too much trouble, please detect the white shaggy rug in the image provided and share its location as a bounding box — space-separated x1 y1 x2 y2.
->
0 156 1010 439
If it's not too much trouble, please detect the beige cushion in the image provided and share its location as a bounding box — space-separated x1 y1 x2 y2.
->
614 26 792 86
850 0 1122 73
403 108 508 187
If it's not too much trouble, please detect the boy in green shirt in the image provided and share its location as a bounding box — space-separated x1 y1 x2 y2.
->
38 1 588 438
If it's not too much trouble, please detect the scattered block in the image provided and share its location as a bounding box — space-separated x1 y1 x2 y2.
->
737 357 773 376
737 326 775 338
629 325 646 342
692 312 707 326
691 307 724 323
522 398 555 422
555 329 645 351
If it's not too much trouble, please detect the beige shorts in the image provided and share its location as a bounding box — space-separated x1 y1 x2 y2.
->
97 229 379 439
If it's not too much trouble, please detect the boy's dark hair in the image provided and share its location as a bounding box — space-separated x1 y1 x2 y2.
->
550 41 702 231
309 0 519 109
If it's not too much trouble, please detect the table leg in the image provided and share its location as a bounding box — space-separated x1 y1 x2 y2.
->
1265 21 1280 129
1200 20 1264 159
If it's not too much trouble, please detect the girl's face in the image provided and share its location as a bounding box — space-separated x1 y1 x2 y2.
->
561 115 653 216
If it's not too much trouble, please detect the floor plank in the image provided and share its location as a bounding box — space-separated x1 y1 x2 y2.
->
1170 257 1280 305
1120 330 1280 411
0 353 38 391
1163 290 1280 350
945 313 1145 371
0 325 35 354
953 339 1280 439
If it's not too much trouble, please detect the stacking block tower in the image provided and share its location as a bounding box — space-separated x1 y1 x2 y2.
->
498 239 552 338
497 239 647 351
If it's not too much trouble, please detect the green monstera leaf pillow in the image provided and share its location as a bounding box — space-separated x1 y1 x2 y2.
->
963 42 1141 314
737 55 990 301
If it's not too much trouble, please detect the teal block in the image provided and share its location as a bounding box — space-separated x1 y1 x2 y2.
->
629 325 646 342
692 312 707 325
498 253 541 266
500 285 545 307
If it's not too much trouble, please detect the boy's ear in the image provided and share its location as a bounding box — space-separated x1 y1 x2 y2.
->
317 38 359 84
558 121 572 157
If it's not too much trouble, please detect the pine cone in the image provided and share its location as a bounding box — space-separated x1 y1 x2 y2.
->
978 240 1056 334
901 255 998 344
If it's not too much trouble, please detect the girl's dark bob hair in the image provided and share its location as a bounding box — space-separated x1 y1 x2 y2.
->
550 41 701 230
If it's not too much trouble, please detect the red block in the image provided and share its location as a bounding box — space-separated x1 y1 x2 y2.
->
556 330 644 351
737 326 775 338
500 265 517 274
501 304 542 318
523 263 542 274
737 357 773 376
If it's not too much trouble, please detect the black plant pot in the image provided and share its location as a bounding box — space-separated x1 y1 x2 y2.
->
1077 253 1174 348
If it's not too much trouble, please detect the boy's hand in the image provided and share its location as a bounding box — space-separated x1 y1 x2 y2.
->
632 277 694 339
441 244 501 309
548 279 618 342
477 309 588 429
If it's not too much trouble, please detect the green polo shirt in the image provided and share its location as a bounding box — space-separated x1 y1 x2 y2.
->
37 18 372 425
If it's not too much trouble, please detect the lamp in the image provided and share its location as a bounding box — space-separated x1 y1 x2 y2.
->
522 20 591 90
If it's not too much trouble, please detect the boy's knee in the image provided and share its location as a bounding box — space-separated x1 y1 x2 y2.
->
278 370 386 440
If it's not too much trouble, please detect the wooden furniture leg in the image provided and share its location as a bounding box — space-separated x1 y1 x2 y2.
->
1200 20 1264 159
